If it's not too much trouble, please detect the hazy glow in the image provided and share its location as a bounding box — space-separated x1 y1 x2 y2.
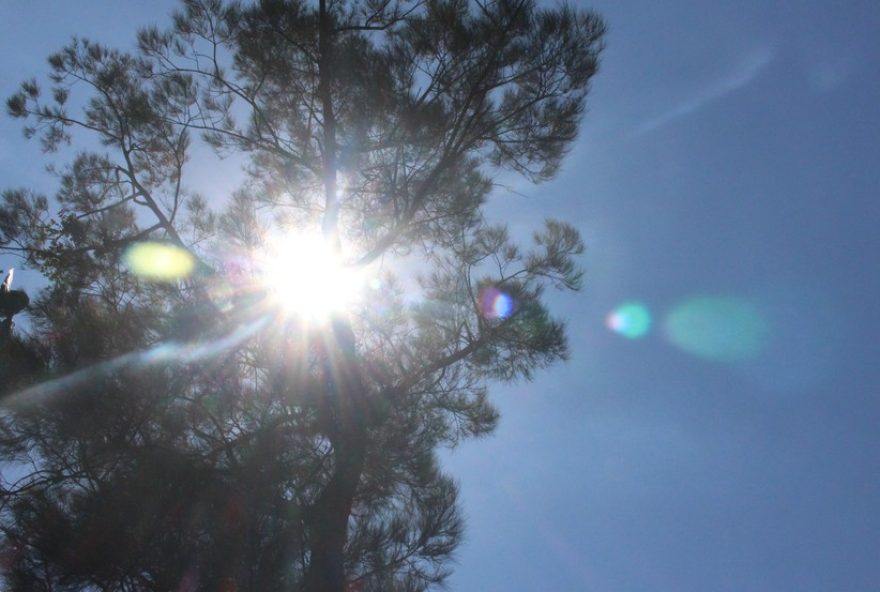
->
737 285 841 393
664 296 767 362
259 233 363 320
607 302 652 339
478 286 514 319
123 242 195 281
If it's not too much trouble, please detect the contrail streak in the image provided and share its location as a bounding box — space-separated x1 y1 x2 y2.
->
632 46 776 136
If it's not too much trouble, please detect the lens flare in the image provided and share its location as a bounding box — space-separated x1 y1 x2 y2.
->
478 286 514 319
6 312 270 409
606 302 652 339
664 296 767 362
123 242 195 282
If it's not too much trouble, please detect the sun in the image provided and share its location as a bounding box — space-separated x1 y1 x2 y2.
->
258 232 364 320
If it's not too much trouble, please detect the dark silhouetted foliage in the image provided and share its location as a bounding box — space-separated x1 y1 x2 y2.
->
0 1 604 590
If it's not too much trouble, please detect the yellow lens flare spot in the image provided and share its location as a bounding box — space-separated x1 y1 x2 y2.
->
258 233 364 321
123 242 196 282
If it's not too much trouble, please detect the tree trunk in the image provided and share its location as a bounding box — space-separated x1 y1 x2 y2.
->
303 427 366 592
303 310 369 592
318 0 340 244
303 5 364 590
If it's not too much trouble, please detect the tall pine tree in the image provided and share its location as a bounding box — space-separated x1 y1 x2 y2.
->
0 1 604 590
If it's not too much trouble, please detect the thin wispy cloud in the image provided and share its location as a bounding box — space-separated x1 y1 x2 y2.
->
632 46 776 136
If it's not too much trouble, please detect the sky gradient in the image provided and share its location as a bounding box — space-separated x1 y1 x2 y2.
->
1 1 879 590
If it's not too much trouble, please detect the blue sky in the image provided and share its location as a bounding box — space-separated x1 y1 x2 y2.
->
2 1 879 590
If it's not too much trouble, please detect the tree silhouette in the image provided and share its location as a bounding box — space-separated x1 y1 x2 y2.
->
0 1 604 590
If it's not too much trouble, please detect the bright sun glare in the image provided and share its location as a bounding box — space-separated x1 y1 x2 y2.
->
259 233 364 320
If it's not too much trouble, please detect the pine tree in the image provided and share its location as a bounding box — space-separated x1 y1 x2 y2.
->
0 1 604 590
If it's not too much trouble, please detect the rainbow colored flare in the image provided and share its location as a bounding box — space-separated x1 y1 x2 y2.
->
607 302 652 339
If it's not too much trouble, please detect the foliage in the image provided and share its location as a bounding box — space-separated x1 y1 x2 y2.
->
0 1 604 590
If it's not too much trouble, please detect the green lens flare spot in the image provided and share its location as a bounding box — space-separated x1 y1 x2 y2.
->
123 242 196 282
607 302 652 339
664 296 768 362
